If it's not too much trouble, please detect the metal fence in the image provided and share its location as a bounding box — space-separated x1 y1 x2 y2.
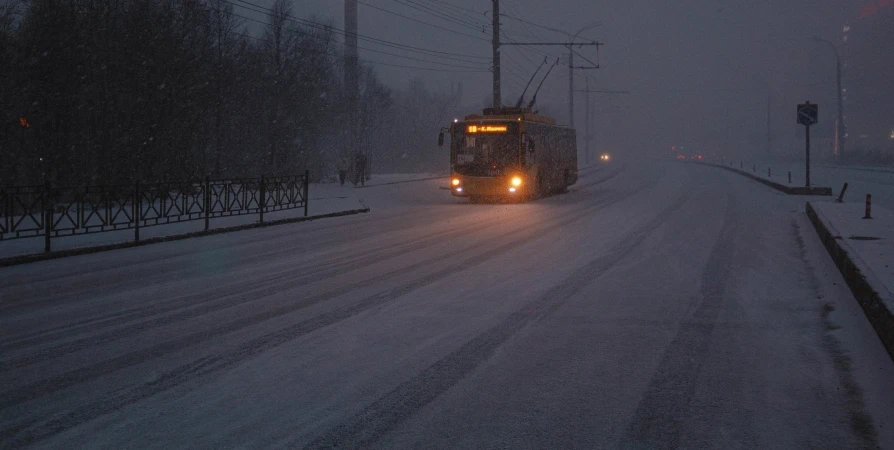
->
1 172 309 252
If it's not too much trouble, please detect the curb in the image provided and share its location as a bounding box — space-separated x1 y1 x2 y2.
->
0 207 371 268
806 201 894 361
695 162 832 196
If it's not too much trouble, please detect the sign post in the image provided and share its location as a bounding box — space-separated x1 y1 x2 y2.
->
797 102 818 187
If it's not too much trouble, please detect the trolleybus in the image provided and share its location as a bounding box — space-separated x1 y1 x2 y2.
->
439 107 577 201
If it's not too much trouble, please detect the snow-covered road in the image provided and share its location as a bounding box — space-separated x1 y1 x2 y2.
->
1 162 892 448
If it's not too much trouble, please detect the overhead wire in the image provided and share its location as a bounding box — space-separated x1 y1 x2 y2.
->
358 1 490 43
417 0 486 18
501 12 601 40
385 0 488 32
222 4 490 72
227 0 490 61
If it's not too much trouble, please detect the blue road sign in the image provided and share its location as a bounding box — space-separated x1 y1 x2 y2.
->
797 102 818 126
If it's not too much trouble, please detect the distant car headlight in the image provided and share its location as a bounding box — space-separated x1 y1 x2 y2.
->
511 176 523 187
452 178 461 186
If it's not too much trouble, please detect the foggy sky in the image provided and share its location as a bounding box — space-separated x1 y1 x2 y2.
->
248 0 865 159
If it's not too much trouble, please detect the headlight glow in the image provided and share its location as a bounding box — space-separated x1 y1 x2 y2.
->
452 178 460 186
511 176 522 187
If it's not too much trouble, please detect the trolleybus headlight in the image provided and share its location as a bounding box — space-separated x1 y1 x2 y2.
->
456 187 463 192
511 176 522 187
452 178 461 186
509 187 517 193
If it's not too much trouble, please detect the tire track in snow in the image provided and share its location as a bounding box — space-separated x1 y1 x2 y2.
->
4 165 630 350
0 188 642 447
618 189 739 449
0 208 455 313
0 215 468 346
0 216 493 359
571 166 625 192
301 189 694 449
0 187 635 438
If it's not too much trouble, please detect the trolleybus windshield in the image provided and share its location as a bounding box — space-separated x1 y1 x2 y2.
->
453 123 518 176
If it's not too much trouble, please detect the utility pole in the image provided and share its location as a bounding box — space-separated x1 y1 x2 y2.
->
813 37 845 158
574 86 630 164
835 53 844 157
345 0 358 156
568 49 574 127
491 0 501 108
567 24 601 127
767 91 772 156
584 77 589 164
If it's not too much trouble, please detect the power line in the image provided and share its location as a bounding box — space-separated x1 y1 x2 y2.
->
502 32 562 60
496 0 574 61
227 0 490 61
571 48 599 68
500 12 601 39
358 1 489 43
232 30 484 72
386 0 487 32
419 0 486 18
223 7 489 72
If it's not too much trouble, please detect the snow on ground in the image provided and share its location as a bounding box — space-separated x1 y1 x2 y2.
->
708 158 894 209
352 172 446 188
1 162 892 448
818 163 894 174
811 200 894 304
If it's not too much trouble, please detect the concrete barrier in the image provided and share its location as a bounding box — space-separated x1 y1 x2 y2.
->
695 162 833 196
806 201 894 360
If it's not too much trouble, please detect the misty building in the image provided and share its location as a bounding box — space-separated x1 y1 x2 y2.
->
842 1 894 153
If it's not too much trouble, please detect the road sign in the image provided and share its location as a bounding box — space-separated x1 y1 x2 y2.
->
797 102 818 126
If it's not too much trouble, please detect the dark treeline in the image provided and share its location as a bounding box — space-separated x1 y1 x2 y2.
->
0 0 459 186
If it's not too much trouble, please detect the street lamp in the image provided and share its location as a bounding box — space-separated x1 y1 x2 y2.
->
813 37 845 158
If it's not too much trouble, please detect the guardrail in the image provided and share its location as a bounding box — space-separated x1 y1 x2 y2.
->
1 172 309 252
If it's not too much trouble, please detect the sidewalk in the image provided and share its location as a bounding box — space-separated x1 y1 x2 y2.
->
352 173 447 188
807 199 894 359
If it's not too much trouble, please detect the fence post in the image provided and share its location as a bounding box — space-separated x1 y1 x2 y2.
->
304 170 309 217
44 208 52 253
788 172 792 184
752 164 755 173
134 180 141 243
768 167 771 177
204 175 211 231
740 161 742 169
259 175 265 224
44 180 51 253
